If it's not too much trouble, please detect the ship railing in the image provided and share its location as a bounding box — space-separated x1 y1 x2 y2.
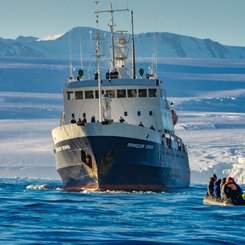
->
162 132 187 153
166 137 172 148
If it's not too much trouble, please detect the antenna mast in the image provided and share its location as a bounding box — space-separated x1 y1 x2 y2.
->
79 38 83 70
152 32 158 78
131 10 136 79
68 34 73 80
95 1 103 122
95 3 129 70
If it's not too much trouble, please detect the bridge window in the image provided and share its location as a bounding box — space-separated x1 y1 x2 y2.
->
137 111 141 116
138 89 147 97
67 91 75 100
149 89 157 97
124 111 128 116
95 90 104 99
75 91 83 100
117 89 126 98
128 89 137 98
106 90 115 98
149 111 153 116
85 90 94 99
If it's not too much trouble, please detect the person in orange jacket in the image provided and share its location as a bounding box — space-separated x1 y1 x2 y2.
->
224 177 243 199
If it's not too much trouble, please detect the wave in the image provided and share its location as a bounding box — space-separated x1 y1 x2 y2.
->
25 184 52 190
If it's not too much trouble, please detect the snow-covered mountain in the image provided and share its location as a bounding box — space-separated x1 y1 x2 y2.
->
1 27 245 59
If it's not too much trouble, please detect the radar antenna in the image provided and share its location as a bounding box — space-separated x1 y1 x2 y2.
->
95 3 129 70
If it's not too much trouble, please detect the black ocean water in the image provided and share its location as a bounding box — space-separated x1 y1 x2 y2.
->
1 178 245 244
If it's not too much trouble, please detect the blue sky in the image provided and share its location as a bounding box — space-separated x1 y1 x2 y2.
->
1 0 245 46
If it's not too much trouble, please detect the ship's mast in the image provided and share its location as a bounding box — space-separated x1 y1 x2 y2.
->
131 10 136 79
95 3 129 71
95 1 103 122
94 2 129 121
68 34 73 80
79 39 83 70
151 32 158 78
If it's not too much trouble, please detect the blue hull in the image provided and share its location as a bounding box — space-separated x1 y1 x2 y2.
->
54 135 190 191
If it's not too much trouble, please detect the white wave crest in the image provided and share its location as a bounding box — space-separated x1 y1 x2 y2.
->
26 184 50 190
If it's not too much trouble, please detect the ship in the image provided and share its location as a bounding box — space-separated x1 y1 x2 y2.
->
51 4 190 192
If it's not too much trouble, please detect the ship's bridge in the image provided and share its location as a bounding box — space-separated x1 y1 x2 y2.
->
62 78 175 133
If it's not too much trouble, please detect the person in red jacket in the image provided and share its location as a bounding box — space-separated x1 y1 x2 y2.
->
224 177 243 199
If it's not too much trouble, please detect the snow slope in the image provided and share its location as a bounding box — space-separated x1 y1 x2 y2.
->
176 111 245 184
0 118 59 179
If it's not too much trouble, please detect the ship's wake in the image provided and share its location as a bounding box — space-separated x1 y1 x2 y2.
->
25 183 165 194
